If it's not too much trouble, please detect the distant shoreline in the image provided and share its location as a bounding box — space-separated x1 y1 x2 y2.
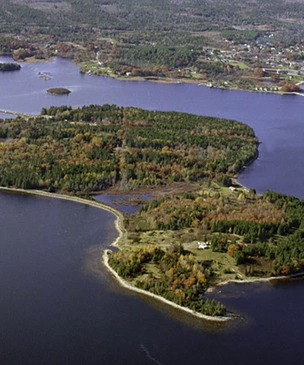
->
1 53 303 96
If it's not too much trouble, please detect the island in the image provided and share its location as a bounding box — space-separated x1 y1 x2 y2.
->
1 104 304 319
0 63 21 71
46 87 71 95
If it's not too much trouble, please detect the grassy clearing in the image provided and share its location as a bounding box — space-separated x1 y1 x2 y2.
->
126 228 246 285
129 262 162 285
229 61 248 69
189 247 243 283
128 227 214 247
125 234 275 285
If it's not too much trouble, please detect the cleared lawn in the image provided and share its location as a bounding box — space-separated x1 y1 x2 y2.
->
126 228 246 286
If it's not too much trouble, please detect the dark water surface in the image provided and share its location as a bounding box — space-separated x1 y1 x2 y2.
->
1 57 304 364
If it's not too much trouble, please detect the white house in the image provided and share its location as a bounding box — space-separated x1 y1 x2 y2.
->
198 241 209 250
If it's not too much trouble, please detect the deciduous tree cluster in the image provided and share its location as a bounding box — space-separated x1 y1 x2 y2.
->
108 243 226 316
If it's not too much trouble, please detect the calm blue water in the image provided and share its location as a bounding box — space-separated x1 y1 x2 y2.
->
1 57 304 365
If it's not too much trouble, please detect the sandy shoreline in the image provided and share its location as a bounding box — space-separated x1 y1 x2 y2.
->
0 186 125 246
1 186 303 321
102 249 232 322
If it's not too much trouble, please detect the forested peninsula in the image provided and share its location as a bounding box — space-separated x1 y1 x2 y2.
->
1 104 304 318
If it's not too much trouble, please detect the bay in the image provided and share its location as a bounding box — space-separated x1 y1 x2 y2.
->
1 56 304 364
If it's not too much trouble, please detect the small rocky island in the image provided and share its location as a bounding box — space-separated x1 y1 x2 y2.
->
46 87 71 95
0 63 21 71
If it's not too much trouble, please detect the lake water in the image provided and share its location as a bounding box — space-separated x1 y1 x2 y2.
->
1 56 304 364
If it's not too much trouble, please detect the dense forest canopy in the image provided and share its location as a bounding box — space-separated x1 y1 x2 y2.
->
2 0 304 36
1 0 304 50
0 104 258 192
